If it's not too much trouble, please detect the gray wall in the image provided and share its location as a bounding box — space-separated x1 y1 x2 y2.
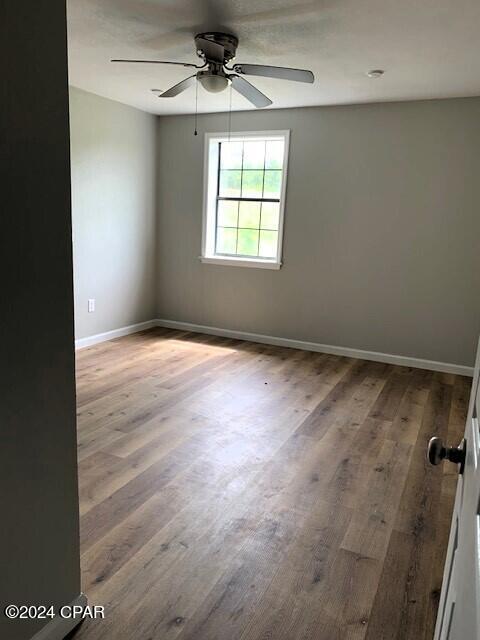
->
0 2 81 639
70 87 156 340
156 98 480 367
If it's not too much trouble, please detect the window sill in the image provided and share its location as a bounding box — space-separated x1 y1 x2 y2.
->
200 256 282 270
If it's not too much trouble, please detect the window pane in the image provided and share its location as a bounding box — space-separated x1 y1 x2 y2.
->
265 140 284 169
242 170 263 198
243 141 265 170
237 229 259 256
259 230 278 258
219 170 241 197
220 141 243 169
216 227 237 254
218 200 238 227
263 170 282 198
238 201 261 229
260 202 280 230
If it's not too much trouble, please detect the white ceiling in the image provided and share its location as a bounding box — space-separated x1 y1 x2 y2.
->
67 0 480 115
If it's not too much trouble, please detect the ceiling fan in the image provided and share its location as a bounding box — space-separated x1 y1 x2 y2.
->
111 32 314 108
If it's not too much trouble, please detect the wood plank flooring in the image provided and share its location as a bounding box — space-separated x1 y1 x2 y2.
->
71 328 470 640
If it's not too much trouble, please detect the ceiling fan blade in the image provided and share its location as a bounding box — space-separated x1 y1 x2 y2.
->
195 36 225 63
233 64 314 84
229 75 272 109
111 59 202 69
158 75 197 98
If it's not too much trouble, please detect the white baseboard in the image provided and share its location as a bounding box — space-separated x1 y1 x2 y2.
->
74 316 473 376
155 318 474 377
75 320 157 350
30 593 87 640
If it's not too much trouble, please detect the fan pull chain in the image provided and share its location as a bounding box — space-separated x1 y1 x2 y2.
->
194 79 198 136
228 82 233 140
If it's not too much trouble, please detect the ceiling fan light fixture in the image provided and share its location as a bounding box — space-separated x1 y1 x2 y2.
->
198 72 230 93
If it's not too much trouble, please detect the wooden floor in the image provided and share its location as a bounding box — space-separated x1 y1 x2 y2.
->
72 328 469 640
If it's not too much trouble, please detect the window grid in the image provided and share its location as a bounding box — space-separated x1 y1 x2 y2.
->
215 140 281 260
238 142 244 253
258 145 266 255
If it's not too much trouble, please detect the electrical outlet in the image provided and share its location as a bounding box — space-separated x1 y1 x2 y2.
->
88 298 95 313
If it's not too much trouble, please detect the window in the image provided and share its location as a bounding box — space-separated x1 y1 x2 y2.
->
201 131 290 269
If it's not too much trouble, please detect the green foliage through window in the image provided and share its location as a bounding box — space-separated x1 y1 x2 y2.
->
215 138 284 260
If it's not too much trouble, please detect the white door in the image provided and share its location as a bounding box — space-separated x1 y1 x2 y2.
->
433 339 480 640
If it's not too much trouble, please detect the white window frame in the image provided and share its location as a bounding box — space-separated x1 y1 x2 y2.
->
201 130 290 270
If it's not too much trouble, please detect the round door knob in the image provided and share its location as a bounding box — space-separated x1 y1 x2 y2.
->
427 437 446 465
427 436 466 471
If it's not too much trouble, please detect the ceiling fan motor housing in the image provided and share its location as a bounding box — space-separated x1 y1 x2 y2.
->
194 32 239 64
